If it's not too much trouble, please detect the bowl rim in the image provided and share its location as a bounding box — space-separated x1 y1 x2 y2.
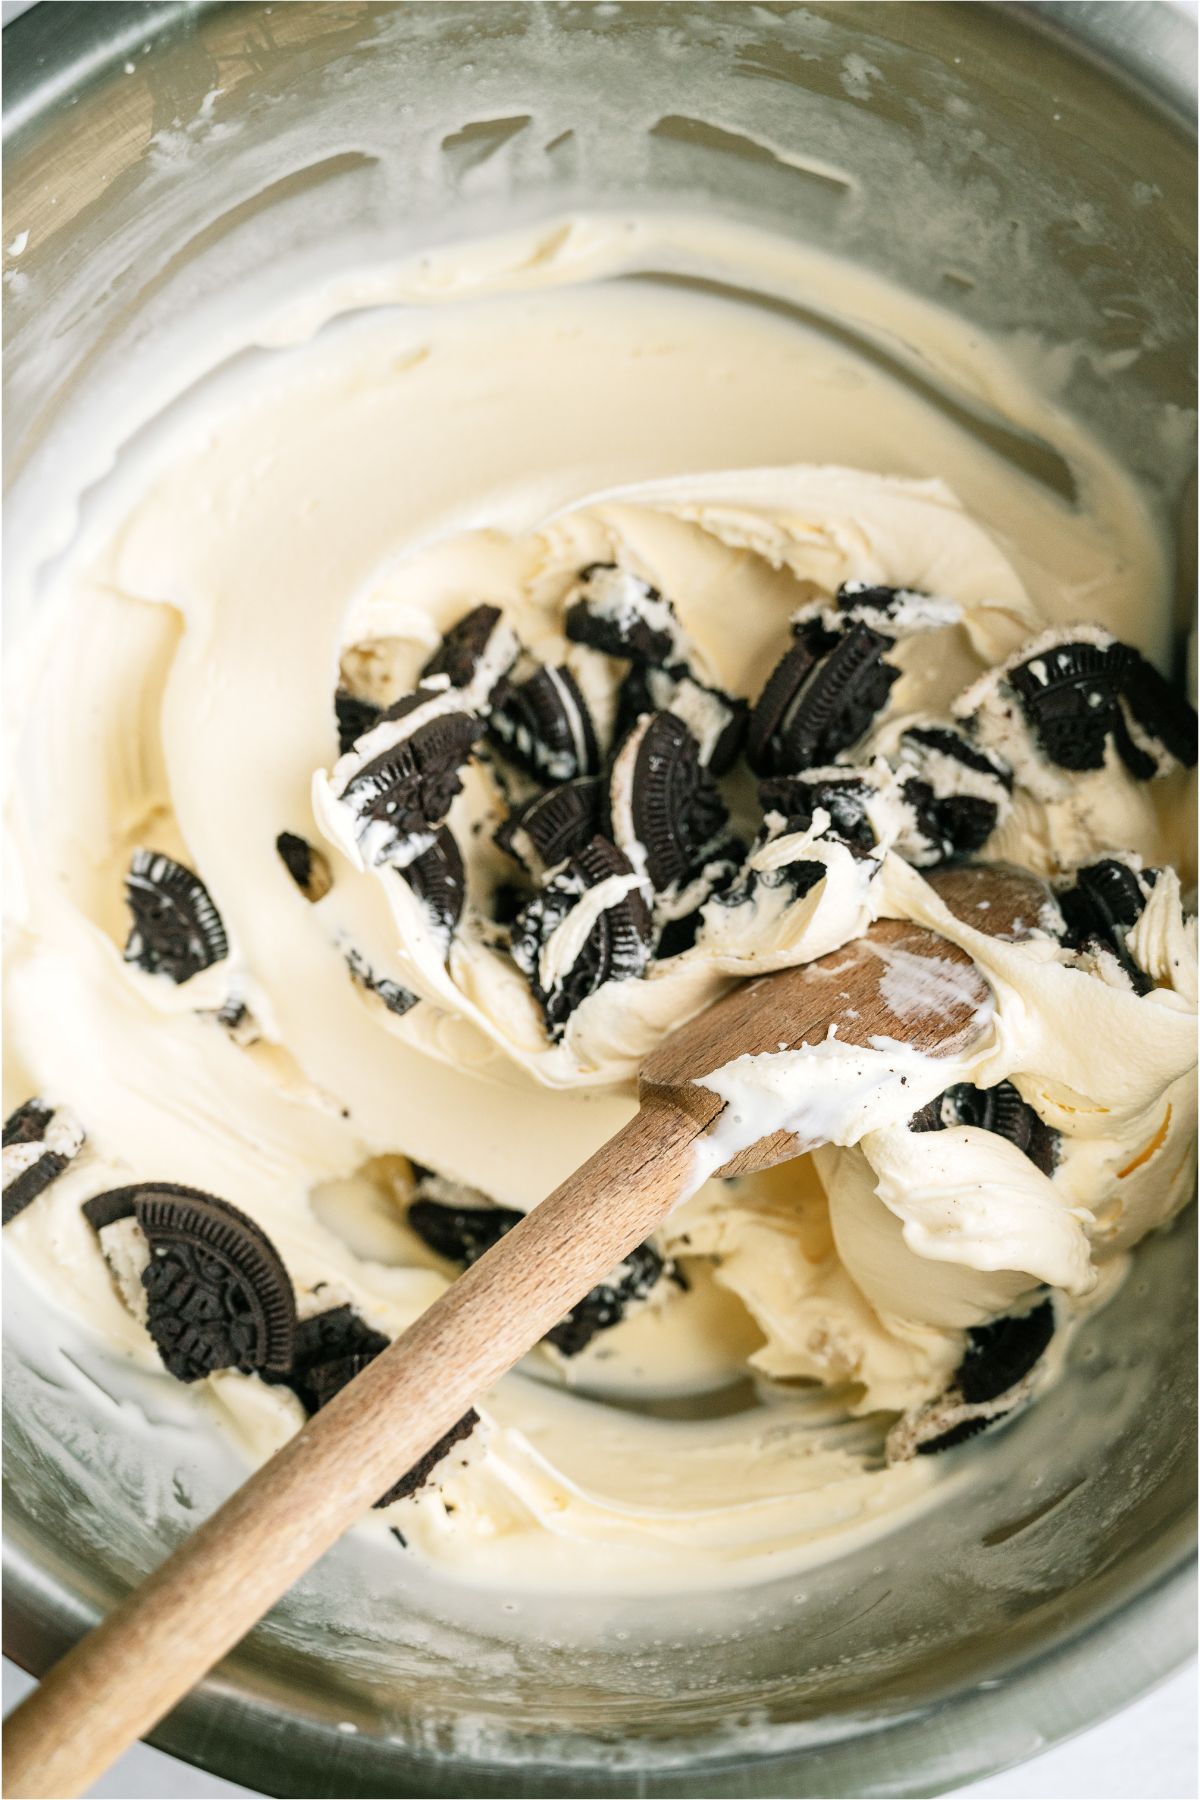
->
3 2 1196 1794
4 1519 1196 1797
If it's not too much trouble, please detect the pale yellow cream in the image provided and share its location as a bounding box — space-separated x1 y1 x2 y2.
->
4 216 1194 1591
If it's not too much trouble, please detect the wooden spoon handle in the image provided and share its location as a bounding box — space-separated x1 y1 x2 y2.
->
2 1094 705 1800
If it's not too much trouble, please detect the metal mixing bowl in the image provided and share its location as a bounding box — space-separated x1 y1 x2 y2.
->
4 5 1196 1795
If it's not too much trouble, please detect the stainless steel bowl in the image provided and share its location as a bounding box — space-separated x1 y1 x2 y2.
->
4 5 1196 1795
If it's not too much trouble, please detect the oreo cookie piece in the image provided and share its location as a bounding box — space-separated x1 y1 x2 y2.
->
758 769 878 855
124 851 228 983
893 725 1012 866
82 1183 296 1383
1058 858 1156 995
616 663 747 775
888 1299 1056 1459
265 1304 390 1413
3 1100 85 1226
402 826 466 937
276 832 333 903
910 1080 1060 1176
510 836 652 1038
834 581 960 635
407 1178 673 1358
408 1194 523 1264
487 665 601 783
613 712 729 892
544 1242 667 1357
335 688 383 756
494 778 603 876
747 619 898 775
339 709 480 865
345 947 420 1017
564 563 684 664
653 840 747 959
307 1351 479 1506
957 1300 1056 1405
903 726 1013 789
1007 638 1132 773
419 604 513 696
1118 648 1198 776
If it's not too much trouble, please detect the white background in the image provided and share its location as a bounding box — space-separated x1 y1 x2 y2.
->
4 1656 1195 1798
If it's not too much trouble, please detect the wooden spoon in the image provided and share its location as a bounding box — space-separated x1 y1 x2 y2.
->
3 868 1042 1799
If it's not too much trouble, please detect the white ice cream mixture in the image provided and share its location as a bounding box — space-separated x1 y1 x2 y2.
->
5 216 1195 1592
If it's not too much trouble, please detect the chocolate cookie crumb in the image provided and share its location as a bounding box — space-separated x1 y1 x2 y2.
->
276 832 333 902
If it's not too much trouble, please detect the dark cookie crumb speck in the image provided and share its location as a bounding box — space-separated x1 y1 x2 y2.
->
276 832 333 903
344 947 420 1017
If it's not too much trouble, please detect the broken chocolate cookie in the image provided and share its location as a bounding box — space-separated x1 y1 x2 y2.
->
419 603 516 700
616 662 747 775
611 711 729 892
510 836 652 1038
276 831 333 903
910 1080 1060 1176
747 619 898 775
544 1242 668 1357
335 687 383 756
564 563 685 664
344 946 420 1016
494 778 603 877
890 1300 1056 1458
338 707 480 868
401 825 466 938
487 665 602 784
1058 857 1157 995
3 1100 85 1226
124 850 228 983
83 1183 296 1383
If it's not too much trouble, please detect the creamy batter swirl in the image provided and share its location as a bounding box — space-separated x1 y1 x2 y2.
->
5 219 1195 1591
